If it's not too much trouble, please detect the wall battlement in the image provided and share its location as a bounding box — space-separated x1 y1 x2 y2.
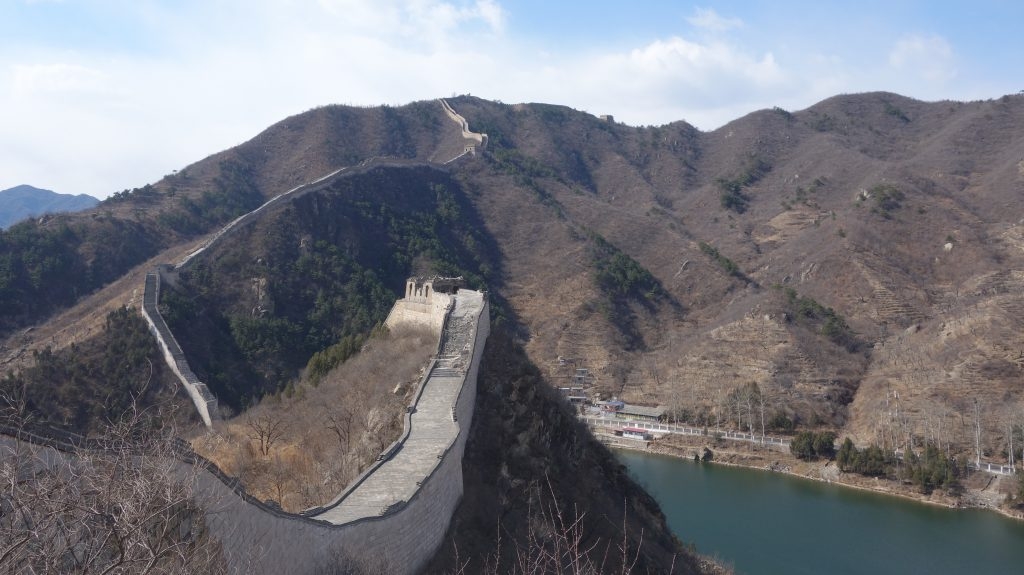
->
194 286 489 573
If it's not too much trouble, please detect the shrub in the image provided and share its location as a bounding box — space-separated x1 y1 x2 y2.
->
698 242 747 282
790 431 837 460
716 157 770 213
869 184 905 218
781 288 860 352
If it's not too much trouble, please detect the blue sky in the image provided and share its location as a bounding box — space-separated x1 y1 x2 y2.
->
2 1 1021 199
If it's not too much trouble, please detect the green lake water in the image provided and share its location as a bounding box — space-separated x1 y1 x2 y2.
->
616 449 1024 575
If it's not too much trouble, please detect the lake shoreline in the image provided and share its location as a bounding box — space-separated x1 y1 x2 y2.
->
603 432 1024 522
614 444 1024 575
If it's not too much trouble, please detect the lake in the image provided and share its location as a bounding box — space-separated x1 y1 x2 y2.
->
616 449 1024 575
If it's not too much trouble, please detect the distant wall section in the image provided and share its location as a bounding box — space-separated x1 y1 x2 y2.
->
439 99 488 163
141 268 219 427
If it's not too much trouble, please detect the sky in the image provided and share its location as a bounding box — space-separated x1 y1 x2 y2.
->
2 1 1022 199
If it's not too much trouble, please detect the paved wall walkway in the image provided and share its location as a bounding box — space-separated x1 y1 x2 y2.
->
141 270 219 426
2 287 490 574
315 289 485 524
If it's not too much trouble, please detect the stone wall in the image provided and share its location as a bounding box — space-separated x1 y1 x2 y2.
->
140 269 219 427
67 100 491 567
2 292 489 574
187 292 490 574
439 99 488 163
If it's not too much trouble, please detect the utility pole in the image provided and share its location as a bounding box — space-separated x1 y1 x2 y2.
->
974 398 982 468
1007 419 1014 473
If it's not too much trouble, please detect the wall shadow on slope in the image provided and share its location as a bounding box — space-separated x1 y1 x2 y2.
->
425 327 705 575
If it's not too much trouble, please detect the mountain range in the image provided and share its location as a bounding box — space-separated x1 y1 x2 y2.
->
0 184 98 229
2 91 1023 571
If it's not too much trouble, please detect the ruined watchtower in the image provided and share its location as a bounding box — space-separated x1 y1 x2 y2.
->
405 276 463 301
388 276 464 333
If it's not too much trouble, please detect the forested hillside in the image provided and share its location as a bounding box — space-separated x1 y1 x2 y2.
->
161 166 498 410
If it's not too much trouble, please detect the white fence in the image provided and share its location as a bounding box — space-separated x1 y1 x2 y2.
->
581 415 790 447
586 415 1018 476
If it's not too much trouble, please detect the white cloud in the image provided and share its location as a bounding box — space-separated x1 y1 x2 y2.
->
520 36 789 128
888 34 956 83
0 2 1000 200
313 0 503 41
687 7 744 32
11 63 110 98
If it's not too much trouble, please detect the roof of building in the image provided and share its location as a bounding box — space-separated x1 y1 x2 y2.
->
620 404 665 418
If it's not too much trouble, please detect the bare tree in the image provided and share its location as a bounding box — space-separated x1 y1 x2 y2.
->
0 396 226 574
478 479 653 575
756 385 767 446
246 413 287 457
324 405 355 451
741 383 759 439
1004 416 1015 471
267 454 294 507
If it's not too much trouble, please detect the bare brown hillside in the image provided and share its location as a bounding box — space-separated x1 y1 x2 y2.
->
3 93 1024 564
8 92 1024 459
7 91 1024 455
443 93 1024 460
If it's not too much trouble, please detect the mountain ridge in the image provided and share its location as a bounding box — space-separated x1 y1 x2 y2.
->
0 184 98 229
5 93 1023 440
2 92 1023 569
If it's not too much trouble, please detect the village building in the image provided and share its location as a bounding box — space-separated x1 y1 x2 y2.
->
621 427 652 440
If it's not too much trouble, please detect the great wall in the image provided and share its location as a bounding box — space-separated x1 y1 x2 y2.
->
144 98 486 429
1 100 492 574
188 278 489 574
2 280 489 574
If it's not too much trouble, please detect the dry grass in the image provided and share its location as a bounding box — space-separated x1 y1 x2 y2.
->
189 324 437 511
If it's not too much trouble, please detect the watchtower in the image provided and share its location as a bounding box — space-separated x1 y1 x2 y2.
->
405 276 464 302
